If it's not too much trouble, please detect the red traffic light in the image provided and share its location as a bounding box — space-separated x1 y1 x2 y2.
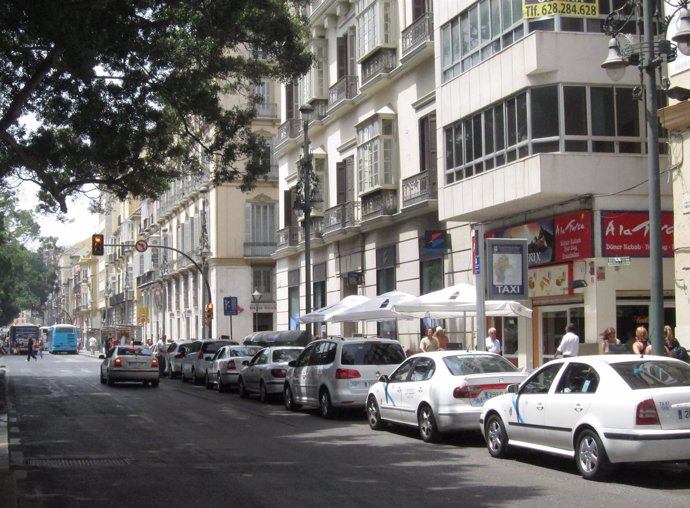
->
92 234 104 256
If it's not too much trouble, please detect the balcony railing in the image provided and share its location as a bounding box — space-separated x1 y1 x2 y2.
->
277 118 300 143
361 48 397 85
254 102 278 118
402 12 434 57
298 217 323 243
361 190 398 220
402 170 437 208
323 201 360 234
277 226 300 249
328 75 358 108
244 242 277 257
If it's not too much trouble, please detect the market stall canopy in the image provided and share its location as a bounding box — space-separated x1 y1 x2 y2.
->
393 283 532 318
299 295 370 323
330 290 418 322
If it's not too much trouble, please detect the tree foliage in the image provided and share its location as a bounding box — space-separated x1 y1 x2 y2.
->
0 0 312 214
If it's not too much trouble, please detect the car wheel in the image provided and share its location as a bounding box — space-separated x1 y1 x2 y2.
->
284 385 299 411
106 372 114 387
238 377 249 398
259 381 269 404
100 372 106 385
217 373 227 393
418 404 441 443
205 372 213 390
151 380 159 387
485 414 510 458
143 380 149 387
180 369 187 382
367 395 385 430
192 368 200 385
576 429 612 481
319 388 336 419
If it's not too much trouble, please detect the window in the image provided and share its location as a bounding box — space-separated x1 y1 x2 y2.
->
376 245 396 338
390 359 415 382
520 363 563 394
410 357 436 381
556 363 600 393
357 0 395 60
357 117 396 194
245 202 276 254
253 267 272 301
419 112 437 173
420 257 443 295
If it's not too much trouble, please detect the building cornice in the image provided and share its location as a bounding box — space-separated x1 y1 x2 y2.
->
659 100 690 131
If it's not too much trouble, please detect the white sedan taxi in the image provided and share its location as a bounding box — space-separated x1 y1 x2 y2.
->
479 354 690 480
366 351 528 442
100 345 160 387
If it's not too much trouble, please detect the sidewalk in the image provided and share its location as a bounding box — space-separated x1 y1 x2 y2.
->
0 366 17 508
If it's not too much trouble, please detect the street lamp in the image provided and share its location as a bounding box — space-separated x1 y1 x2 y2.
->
295 103 315 339
601 1 690 354
199 187 212 339
251 289 262 332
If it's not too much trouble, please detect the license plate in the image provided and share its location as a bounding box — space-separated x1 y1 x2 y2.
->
678 409 690 420
483 391 504 400
349 380 369 388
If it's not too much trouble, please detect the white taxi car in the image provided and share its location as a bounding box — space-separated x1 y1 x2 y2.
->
480 354 690 480
100 345 160 387
366 351 528 442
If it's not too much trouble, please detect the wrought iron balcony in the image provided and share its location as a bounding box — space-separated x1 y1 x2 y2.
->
323 201 360 234
277 226 300 249
402 170 437 208
328 75 358 108
361 48 397 85
244 241 277 257
402 12 434 57
361 190 398 221
298 217 323 243
277 118 301 143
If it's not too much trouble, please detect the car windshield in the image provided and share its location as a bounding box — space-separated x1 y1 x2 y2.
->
117 347 152 357
443 354 519 375
272 349 301 363
610 360 690 389
228 347 260 357
340 342 405 366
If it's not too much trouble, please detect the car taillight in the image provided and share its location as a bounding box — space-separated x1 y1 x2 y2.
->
226 360 236 369
453 383 508 399
336 368 361 379
636 399 660 425
151 357 159 367
270 368 287 378
113 357 123 367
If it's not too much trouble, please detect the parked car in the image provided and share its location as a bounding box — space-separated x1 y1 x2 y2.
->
238 346 304 402
180 339 236 385
163 341 192 378
480 354 690 480
283 337 406 418
205 345 262 392
366 351 529 442
99 345 160 387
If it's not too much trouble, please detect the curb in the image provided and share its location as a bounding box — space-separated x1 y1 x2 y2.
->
0 367 17 508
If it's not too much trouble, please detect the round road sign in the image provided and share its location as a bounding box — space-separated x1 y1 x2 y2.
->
135 240 148 253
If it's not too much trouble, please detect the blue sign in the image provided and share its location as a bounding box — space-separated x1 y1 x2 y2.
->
223 296 238 316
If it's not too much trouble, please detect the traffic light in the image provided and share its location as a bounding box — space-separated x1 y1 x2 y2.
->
205 302 213 321
92 234 104 256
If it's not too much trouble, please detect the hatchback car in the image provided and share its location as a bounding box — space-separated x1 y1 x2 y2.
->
180 339 236 385
480 354 690 480
283 337 406 418
366 351 528 442
99 345 160 387
162 341 191 378
238 346 304 402
205 345 262 392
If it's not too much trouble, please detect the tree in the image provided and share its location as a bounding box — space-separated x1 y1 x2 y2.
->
0 0 312 214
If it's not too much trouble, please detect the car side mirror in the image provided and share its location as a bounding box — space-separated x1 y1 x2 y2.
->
288 360 297 367
242 360 249 366
379 374 389 383
507 384 519 394
98 354 105 360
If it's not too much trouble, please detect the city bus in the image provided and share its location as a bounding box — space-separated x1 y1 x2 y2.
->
48 324 79 354
9 323 40 355
39 326 51 350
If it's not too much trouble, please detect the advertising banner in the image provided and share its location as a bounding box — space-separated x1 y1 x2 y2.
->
486 238 529 300
601 211 674 257
554 210 593 262
523 0 598 19
489 219 555 267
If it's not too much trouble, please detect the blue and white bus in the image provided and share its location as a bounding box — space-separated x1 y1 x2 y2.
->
48 324 79 354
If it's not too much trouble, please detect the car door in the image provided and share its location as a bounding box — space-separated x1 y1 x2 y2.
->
510 362 564 444
244 349 268 393
398 357 436 426
545 362 599 450
378 358 415 423
210 347 226 383
291 344 316 403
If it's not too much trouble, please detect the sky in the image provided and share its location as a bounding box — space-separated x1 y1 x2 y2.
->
19 182 101 248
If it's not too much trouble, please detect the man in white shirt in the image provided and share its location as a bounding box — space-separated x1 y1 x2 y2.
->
485 328 502 354
554 323 580 358
155 335 168 375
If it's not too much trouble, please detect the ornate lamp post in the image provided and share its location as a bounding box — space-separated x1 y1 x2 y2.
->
199 188 212 339
294 103 315 338
251 288 262 332
601 1 690 354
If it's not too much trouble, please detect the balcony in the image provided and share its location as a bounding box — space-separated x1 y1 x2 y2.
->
402 170 437 209
361 190 398 221
244 241 277 257
136 271 155 288
277 226 299 249
254 102 278 119
401 12 434 61
298 217 323 243
328 75 358 108
323 201 361 235
361 48 397 86
277 119 300 144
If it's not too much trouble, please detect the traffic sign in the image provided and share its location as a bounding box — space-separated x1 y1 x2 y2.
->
135 240 148 253
223 296 238 316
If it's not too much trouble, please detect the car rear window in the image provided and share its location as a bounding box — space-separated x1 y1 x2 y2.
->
228 347 261 357
272 349 301 363
610 360 690 389
443 354 519 376
340 343 405 366
117 347 152 356
202 341 232 353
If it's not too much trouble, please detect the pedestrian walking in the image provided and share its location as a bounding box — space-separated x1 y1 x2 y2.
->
88 336 98 356
554 323 580 358
26 336 37 362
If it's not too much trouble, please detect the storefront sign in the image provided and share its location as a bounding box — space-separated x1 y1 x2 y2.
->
601 211 674 257
486 238 529 300
554 210 593 262
528 264 570 298
490 219 555 267
523 0 598 19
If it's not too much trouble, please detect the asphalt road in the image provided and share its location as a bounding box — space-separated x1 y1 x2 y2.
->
1 352 689 508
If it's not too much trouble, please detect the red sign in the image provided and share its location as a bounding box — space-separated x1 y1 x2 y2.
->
601 211 674 257
554 211 593 262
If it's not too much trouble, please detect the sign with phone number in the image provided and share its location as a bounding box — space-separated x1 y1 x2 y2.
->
522 0 598 19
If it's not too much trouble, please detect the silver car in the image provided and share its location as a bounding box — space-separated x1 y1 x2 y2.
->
180 339 235 385
99 345 160 387
283 337 406 418
164 341 193 378
238 346 304 402
206 345 262 392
